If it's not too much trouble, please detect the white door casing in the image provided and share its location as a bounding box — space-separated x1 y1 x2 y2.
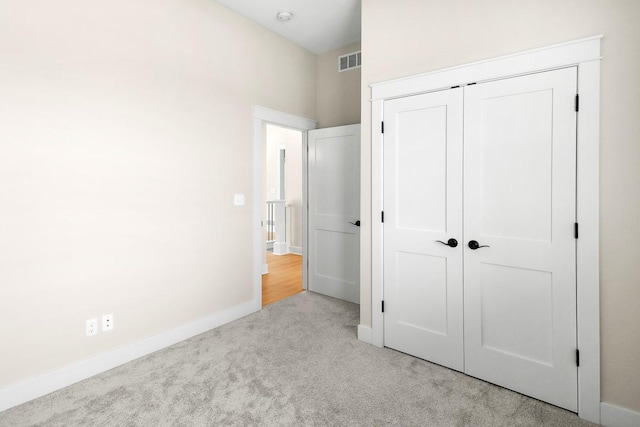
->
463 68 578 411
369 37 601 422
308 124 361 304
381 68 578 410
383 88 464 371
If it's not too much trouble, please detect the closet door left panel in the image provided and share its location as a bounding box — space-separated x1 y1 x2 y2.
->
383 88 464 371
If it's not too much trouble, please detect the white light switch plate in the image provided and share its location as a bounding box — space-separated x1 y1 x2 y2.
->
234 194 245 206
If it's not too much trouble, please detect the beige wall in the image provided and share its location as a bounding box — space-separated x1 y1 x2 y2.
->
0 0 316 388
316 42 362 128
360 0 640 413
265 125 303 249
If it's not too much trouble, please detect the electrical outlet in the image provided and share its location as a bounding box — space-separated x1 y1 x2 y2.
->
102 314 113 332
86 318 98 336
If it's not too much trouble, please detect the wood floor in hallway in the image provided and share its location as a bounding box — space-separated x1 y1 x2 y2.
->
262 252 303 306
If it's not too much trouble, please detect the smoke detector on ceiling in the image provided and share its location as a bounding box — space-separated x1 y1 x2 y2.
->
277 11 293 21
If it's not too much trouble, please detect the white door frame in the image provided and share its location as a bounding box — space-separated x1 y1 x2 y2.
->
369 36 601 423
252 106 316 312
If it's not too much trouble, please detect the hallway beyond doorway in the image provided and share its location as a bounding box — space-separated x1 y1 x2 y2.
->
262 253 303 306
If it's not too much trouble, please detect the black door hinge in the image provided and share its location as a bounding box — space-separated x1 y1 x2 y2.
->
574 223 579 239
381 122 384 133
575 94 580 112
576 349 580 367
382 300 385 313
381 211 384 223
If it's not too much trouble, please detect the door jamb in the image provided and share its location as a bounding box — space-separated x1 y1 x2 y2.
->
368 36 601 423
252 106 316 312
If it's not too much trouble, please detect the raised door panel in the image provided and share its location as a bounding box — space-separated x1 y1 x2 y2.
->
463 67 578 411
308 125 361 304
383 88 464 371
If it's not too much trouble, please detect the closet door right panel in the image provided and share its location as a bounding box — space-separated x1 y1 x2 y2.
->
463 67 578 411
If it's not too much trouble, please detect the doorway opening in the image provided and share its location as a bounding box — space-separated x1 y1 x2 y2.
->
251 106 316 312
262 124 304 306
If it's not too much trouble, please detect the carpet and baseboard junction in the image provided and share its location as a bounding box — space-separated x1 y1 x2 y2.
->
0 292 598 426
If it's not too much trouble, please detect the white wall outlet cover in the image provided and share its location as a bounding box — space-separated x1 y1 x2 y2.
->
86 318 98 336
234 194 245 206
102 314 113 331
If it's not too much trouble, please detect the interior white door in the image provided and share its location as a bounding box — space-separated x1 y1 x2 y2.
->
308 124 361 303
463 67 578 411
383 88 464 371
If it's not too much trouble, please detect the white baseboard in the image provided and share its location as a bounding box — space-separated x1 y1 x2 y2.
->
273 242 288 255
288 246 302 255
0 300 257 413
262 263 269 275
357 324 373 344
601 402 640 427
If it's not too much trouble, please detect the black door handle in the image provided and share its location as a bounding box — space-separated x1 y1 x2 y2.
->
468 240 490 250
349 220 361 227
436 238 458 248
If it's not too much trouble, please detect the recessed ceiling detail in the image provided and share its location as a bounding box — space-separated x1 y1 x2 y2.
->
215 0 361 54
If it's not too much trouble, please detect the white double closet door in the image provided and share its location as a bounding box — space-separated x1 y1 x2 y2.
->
383 67 578 411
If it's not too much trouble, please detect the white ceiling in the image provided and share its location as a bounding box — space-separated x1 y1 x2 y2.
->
215 0 361 54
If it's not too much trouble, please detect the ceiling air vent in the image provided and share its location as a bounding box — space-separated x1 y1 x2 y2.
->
338 51 361 72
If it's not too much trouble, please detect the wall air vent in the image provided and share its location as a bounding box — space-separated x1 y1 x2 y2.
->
338 50 361 72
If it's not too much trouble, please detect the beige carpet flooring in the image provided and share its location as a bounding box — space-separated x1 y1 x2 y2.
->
0 291 597 426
